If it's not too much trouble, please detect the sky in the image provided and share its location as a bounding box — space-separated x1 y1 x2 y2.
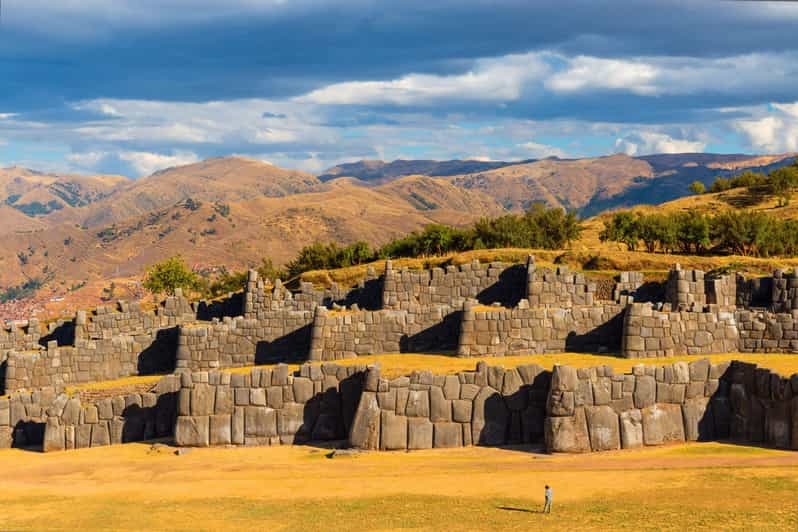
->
1 0 798 177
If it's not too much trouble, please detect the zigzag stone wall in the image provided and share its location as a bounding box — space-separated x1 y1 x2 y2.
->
173 363 366 447
545 359 798 453
349 362 550 450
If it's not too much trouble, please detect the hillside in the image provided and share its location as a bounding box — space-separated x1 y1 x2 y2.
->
0 175 505 313
77 157 321 227
318 158 529 184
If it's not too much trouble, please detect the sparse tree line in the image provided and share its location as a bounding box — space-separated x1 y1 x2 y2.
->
689 158 798 206
144 205 583 296
600 209 798 257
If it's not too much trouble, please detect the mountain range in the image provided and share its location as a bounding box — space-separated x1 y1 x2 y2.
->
0 151 795 312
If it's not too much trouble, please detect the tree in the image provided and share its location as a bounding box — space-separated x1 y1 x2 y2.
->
688 181 705 195
599 211 640 251
143 256 199 295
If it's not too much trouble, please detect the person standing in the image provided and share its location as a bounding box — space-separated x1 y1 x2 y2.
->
543 485 553 514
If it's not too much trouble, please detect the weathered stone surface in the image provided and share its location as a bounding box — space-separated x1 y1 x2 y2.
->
689 359 710 382
642 404 684 445
592 379 611 406
433 422 463 448
633 375 656 409
452 399 473 423
408 417 433 449
682 397 713 441
380 411 407 450
209 414 232 445
765 401 791 449
472 386 508 446
190 384 214 416
551 365 578 391
43 418 64 452
292 377 314 404
175 416 210 447
232 407 244 445
429 386 452 422
544 407 590 453
405 390 430 418
90 421 111 447
547 390 575 417
75 424 92 449
585 406 620 451
349 392 380 450
214 386 233 415
443 375 460 400
619 409 643 449
277 402 305 438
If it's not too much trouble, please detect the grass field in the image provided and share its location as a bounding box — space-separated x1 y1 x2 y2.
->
0 441 796 531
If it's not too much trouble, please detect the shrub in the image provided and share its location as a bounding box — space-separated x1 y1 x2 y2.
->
143 256 199 295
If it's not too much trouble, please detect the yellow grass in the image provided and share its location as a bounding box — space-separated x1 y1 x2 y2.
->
0 441 795 530
64 374 163 396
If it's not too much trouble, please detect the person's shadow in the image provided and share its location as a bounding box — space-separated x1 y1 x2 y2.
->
496 506 542 514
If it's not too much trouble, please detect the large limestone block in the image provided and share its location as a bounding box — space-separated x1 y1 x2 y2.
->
765 401 791 449
642 404 685 446
43 418 65 452
232 408 244 445
429 386 452 422
591 379 611 406
0 426 13 449
380 411 408 450
62 398 81 425
75 424 92 449
245 406 278 438
408 417 433 450
190 384 215 416
620 409 643 449
292 377 314 404
90 421 111 447
443 375 461 400
210 414 232 445
452 400 473 423
405 390 430 418
433 422 463 448
689 359 710 382
682 398 713 442
175 416 210 447
547 390 575 417
110 419 124 445
585 406 620 451
471 386 508 446
349 392 380 450
544 407 590 453
277 402 305 439
214 386 233 415
551 365 578 392
633 376 656 409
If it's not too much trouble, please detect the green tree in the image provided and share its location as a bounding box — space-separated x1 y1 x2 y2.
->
599 211 640 251
143 256 199 295
688 181 705 195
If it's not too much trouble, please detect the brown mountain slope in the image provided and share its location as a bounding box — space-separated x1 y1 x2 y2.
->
317 158 527 184
78 156 320 228
0 178 506 305
448 154 654 211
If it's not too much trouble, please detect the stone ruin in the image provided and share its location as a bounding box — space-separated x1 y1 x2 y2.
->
2 256 798 454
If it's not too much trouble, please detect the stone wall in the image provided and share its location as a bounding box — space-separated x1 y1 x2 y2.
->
0 374 180 451
737 310 798 353
308 308 407 360
527 260 596 308
621 303 739 358
0 319 41 352
174 363 366 447
613 271 645 305
349 362 551 450
705 274 737 311
545 359 797 453
456 300 624 357
665 267 706 310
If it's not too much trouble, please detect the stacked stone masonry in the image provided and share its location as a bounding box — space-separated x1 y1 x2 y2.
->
457 301 624 357
621 303 739 358
527 258 596 308
545 359 798 453
349 362 550 451
665 267 706 310
0 374 180 451
174 363 366 447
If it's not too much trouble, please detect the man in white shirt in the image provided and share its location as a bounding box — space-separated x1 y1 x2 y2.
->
543 485 553 514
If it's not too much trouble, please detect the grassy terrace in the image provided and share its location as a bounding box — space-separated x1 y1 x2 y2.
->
0 441 795 530
52 351 798 398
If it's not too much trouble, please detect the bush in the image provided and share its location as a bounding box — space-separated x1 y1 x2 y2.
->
688 181 705 195
143 256 199 295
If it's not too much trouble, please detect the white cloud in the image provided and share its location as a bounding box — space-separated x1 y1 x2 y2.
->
517 141 566 159
735 104 798 153
119 150 200 176
547 53 798 97
547 57 658 95
297 52 551 105
614 132 706 156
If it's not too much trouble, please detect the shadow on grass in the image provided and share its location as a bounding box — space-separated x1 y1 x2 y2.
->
496 506 541 514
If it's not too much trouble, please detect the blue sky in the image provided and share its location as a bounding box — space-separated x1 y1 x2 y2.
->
1 0 798 177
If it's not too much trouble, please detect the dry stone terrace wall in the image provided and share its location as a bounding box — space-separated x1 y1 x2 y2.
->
0 319 41 352
621 303 739 358
174 363 366 447
349 362 550 451
665 267 706 310
545 359 798 453
527 260 596 308
737 310 798 353
457 301 625 357
0 374 180 451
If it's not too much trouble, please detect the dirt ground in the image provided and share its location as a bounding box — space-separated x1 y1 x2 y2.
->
1 441 796 531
